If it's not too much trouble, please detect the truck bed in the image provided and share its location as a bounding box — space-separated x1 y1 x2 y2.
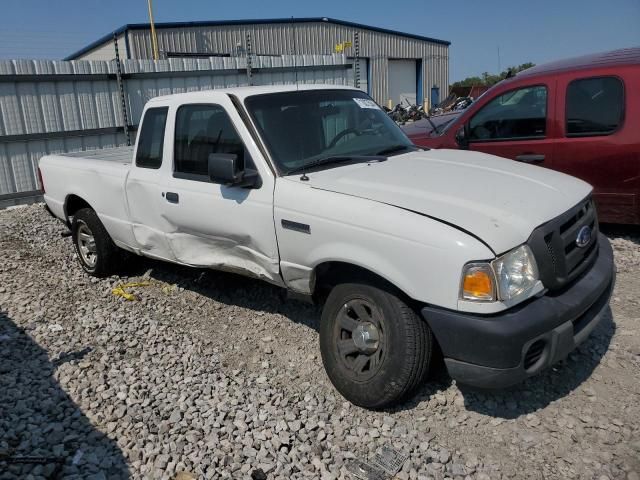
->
39 146 135 239
60 146 134 164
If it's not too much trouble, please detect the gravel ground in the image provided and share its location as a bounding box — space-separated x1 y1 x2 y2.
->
0 204 639 480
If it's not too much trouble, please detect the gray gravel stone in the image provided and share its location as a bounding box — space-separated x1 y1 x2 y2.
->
1 205 639 480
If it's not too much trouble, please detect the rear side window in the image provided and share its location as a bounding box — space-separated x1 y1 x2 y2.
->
469 85 547 141
566 77 624 136
136 107 168 169
174 104 245 177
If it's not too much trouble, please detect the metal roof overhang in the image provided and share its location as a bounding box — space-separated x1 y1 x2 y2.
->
64 17 451 60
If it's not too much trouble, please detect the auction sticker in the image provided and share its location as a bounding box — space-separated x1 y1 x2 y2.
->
353 98 380 109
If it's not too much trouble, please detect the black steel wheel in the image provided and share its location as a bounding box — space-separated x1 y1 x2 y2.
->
332 297 387 383
320 281 433 409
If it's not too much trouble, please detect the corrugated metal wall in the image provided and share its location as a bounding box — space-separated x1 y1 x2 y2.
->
0 54 352 197
79 21 448 105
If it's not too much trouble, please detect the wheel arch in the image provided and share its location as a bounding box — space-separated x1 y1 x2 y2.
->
64 194 95 225
312 261 415 306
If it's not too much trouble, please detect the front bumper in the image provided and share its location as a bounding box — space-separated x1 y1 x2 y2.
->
421 233 615 388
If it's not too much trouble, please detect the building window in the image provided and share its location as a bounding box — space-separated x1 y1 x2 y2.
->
566 77 624 136
135 107 168 169
174 104 245 177
469 85 547 141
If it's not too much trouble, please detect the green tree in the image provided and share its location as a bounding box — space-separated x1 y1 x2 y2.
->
451 63 535 88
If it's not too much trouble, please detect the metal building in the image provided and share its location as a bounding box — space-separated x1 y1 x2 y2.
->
0 54 352 202
65 17 450 107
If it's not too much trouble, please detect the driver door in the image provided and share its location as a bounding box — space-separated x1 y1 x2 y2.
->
160 97 282 284
466 83 556 167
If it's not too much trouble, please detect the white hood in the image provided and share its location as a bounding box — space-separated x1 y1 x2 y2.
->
306 149 592 254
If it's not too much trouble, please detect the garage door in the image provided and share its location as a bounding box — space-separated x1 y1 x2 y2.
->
388 59 417 106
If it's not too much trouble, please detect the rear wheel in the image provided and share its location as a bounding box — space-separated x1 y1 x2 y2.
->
71 208 122 277
319 282 433 409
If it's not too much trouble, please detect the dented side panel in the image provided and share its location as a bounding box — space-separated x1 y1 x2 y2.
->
157 93 283 285
125 170 177 260
162 177 282 284
280 261 314 293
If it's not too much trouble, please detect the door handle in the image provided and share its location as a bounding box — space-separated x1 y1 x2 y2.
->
165 192 179 204
515 154 545 163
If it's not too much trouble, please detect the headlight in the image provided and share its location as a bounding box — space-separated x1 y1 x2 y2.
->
492 245 539 301
460 245 539 302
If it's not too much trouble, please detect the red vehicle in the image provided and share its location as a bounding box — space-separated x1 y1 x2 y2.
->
405 48 640 225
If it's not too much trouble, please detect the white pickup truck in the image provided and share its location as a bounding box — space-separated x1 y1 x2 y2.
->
40 85 615 408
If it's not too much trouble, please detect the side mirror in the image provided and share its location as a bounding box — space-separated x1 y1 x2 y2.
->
208 153 241 185
208 153 261 188
455 126 469 149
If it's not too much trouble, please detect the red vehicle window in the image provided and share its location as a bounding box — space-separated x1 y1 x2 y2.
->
565 76 624 137
468 85 548 142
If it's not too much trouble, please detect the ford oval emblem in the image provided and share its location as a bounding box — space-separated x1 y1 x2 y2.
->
576 226 592 248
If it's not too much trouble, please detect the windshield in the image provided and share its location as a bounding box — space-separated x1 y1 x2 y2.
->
245 89 415 174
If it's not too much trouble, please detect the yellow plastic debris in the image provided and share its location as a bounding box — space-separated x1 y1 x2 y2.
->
173 472 197 480
111 281 151 301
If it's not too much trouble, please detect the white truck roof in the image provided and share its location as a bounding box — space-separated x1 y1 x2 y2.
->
147 83 359 104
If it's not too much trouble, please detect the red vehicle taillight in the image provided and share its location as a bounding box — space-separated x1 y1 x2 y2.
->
37 167 45 194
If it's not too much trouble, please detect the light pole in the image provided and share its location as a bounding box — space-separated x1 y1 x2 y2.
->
147 0 160 60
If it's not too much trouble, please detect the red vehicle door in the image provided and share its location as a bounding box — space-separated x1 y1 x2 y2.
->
464 82 557 169
551 71 640 224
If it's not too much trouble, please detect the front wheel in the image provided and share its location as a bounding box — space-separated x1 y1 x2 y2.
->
319 282 433 409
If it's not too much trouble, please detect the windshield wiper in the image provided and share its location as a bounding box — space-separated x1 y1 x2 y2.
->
286 155 385 175
375 144 415 156
425 116 440 134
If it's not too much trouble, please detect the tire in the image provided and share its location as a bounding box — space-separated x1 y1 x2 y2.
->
71 208 122 277
319 282 433 409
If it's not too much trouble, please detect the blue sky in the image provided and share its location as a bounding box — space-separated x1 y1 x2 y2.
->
0 0 638 81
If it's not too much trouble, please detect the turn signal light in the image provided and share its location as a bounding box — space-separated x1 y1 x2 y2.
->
461 265 495 301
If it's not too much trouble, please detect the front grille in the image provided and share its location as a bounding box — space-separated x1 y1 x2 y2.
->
528 197 599 291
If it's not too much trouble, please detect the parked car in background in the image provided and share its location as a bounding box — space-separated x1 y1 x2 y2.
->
405 48 640 225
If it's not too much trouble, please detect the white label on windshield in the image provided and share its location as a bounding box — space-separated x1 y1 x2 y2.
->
353 98 380 109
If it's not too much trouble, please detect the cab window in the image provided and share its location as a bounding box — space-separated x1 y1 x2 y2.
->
136 107 168 169
469 86 547 141
174 104 245 178
566 77 624 136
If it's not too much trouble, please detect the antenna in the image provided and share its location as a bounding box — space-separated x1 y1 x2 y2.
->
291 16 299 89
